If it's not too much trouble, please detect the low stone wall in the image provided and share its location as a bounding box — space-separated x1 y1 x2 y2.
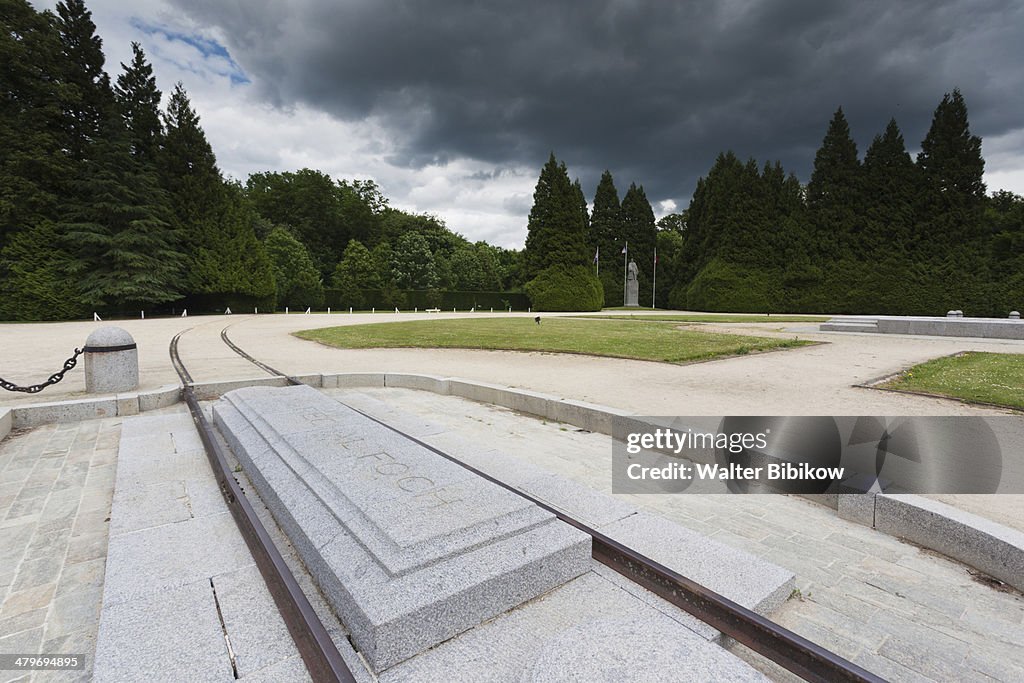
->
5 384 180 430
821 315 1024 340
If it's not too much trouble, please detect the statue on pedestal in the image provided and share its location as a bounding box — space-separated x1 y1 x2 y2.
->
625 258 639 307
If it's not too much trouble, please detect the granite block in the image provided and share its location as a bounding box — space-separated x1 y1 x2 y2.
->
213 384 591 671
190 376 290 401
599 512 796 620
11 398 118 429
93 580 233 682
137 385 180 412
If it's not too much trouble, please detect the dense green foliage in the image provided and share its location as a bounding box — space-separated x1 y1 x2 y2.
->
666 91 1022 315
264 227 324 309
523 153 589 280
322 289 530 312
0 0 525 320
525 265 604 312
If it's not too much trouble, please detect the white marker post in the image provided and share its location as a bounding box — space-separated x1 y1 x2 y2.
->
181 309 188 317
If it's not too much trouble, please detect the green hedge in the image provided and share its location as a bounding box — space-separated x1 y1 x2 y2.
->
524 265 604 311
323 288 530 311
146 292 276 316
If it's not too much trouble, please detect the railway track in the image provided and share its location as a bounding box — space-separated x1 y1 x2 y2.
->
169 321 885 683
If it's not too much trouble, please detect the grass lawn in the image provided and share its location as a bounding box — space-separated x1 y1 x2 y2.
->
575 314 829 324
296 317 811 364
880 352 1024 410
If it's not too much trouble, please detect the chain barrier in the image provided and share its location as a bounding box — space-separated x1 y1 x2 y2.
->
0 348 84 394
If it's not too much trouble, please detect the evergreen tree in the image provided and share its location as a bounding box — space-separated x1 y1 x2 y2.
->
523 153 588 280
160 82 225 232
573 178 589 236
862 119 918 253
1 0 70 250
0 220 87 320
114 42 162 163
915 90 989 312
55 0 112 162
917 89 986 207
806 107 862 258
264 227 323 309
191 184 275 301
588 170 624 303
61 116 184 309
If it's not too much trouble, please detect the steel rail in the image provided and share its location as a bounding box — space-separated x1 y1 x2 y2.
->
216 324 886 683
169 327 355 683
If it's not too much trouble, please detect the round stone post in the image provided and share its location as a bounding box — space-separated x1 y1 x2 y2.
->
84 326 139 393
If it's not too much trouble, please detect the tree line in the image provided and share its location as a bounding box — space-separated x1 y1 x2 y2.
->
1 0 523 321
524 91 1023 315
5 0 1021 319
662 91 1023 315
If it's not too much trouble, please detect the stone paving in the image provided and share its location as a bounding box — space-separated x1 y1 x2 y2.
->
343 387 1024 683
0 417 120 683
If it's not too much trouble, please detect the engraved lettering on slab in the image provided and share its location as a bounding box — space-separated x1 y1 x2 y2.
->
212 384 590 671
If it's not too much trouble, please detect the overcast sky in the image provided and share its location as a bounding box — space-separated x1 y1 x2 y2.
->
35 0 1024 248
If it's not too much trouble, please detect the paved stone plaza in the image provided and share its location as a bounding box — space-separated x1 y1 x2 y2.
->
1 312 1023 681
1 418 120 683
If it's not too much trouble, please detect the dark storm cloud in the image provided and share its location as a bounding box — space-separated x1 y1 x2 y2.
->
167 0 1024 204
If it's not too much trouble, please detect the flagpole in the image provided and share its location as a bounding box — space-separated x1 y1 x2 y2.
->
596 245 599 276
652 247 657 309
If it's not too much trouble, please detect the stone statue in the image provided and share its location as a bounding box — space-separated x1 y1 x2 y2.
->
625 258 639 307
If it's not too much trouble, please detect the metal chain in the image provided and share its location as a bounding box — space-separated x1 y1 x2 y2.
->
0 348 84 393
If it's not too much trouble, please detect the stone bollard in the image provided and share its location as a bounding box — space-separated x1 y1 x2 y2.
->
947 310 957 318
84 326 139 393
1011 311 1021 320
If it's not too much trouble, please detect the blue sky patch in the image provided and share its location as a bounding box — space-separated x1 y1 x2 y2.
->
130 18 250 85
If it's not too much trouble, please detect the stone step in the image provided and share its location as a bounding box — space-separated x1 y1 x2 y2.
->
212 385 591 672
343 390 796 636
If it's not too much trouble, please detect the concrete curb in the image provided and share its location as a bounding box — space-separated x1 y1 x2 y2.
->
875 494 1024 592
4 384 183 430
803 490 1024 592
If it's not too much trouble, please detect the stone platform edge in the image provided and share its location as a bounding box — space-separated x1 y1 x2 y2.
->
820 314 1024 340
6 370 1022 591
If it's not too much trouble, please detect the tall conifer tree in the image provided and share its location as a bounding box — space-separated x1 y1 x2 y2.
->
114 42 162 163
917 89 985 207
523 153 587 279
62 115 183 309
55 0 112 162
806 107 862 258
